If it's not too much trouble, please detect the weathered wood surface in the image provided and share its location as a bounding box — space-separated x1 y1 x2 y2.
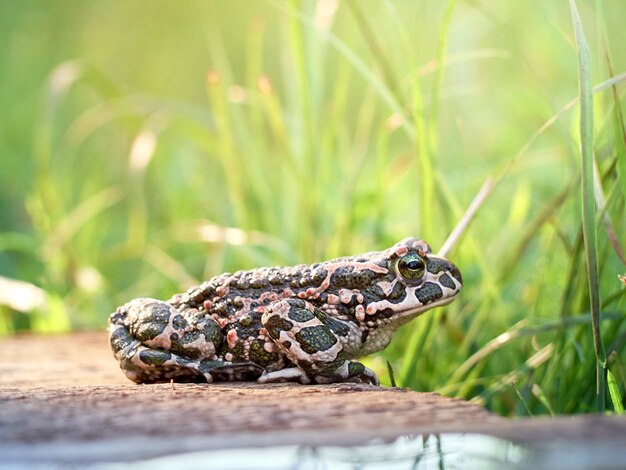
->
1 332 626 464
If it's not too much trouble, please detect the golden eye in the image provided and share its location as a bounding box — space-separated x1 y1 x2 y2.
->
397 253 426 280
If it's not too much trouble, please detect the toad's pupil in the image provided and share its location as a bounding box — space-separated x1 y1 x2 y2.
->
407 260 423 270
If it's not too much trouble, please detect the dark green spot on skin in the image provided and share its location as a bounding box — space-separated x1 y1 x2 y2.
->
231 342 245 358
314 313 351 337
415 282 444 304
174 355 194 366
132 302 173 341
200 360 227 370
426 257 448 275
264 314 294 339
170 331 202 359
249 340 278 366
295 325 338 354
319 351 347 372
439 274 455 290
139 349 171 366
387 281 408 302
146 302 171 324
288 307 315 323
172 315 187 330
110 326 134 353
311 269 328 286
351 271 378 290
282 340 292 349
181 330 201 345
328 268 353 289
348 361 365 377
203 319 223 350
134 323 167 342
170 317 222 359
361 284 387 304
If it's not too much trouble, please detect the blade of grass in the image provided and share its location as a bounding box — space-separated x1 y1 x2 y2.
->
569 0 606 412
532 384 556 416
607 369 625 414
460 71 626 231
438 177 493 258
593 159 626 263
47 186 124 249
472 344 554 407
345 0 400 101
452 311 623 382
397 311 437 387
346 0 436 239
596 0 626 207
497 178 575 281
386 359 397 388
512 381 533 417
262 0 415 140
144 245 199 290
427 0 457 134
410 70 433 239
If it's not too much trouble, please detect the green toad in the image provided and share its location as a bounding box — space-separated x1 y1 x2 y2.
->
109 238 462 385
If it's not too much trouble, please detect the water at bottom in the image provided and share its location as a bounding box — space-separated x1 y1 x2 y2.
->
99 432 626 470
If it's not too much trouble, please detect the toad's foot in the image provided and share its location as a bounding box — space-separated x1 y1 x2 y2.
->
257 367 311 384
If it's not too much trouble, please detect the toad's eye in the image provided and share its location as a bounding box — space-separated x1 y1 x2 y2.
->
397 253 426 280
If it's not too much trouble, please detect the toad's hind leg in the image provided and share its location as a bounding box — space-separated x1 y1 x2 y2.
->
108 298 255 383
259 298 379 385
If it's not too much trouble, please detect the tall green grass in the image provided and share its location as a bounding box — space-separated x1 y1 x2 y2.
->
569 0 605 412
0 1 624 416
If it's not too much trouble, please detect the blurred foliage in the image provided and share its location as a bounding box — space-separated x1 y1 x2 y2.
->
0 0 625 415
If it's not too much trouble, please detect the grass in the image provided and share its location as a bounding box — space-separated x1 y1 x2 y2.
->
0 1 625 416
569 0 605 412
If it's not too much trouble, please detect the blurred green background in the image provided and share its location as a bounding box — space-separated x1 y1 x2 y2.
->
0 0 625 415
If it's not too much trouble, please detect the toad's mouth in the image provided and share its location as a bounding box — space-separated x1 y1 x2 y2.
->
399 294 457 318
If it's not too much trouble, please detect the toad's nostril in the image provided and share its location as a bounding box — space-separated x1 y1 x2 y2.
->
449 264 463 285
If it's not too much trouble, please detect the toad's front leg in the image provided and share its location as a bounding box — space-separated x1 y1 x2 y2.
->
258 298 379 385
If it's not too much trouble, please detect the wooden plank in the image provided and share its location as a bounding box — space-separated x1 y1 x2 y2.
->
1 333 626 465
